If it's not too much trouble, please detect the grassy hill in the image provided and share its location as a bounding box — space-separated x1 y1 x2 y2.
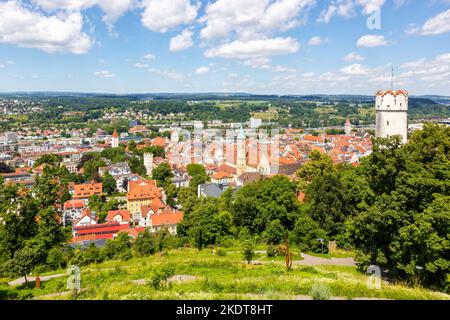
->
3 248 449 300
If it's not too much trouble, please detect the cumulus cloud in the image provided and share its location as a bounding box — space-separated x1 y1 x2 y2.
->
357 34 389 47
31 0 136 31
134 62 149 68
143 53 156 60
199 0 312 63
204 37 299 59
318 0 386 23
308 36 327 46
0 1 92 54
169 29 194 52
141 0 200 33
94 70 116 78
243 57 272 69
344 52 365 62
195 66 210 75
407 9 450 36
200 0 315 40
340 63 370 75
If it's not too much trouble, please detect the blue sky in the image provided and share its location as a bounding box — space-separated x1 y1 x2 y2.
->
0 0 450 95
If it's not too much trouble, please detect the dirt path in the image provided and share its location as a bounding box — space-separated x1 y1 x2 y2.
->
8 273 66 286
296 253 356 266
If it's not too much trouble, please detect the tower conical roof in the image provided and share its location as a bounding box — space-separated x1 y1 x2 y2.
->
112 129 119 138
238 124 245 140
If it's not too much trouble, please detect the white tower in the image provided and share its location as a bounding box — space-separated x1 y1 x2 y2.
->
236 125 246 175
375 90 408 144
171 130 179 144
344 118 352 135
111 129 119 148
144 153 153 177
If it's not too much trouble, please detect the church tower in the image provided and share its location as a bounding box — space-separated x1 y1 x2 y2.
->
375 90 408 144
144 153 153 177
111 129 119 148
236 125 246 175
344 118 352 135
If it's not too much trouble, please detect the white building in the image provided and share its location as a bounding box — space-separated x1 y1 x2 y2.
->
375 90 408 144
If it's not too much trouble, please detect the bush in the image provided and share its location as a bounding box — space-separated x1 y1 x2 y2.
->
309 283 331 300
267 244 278 258
150 264 175 290
218 236 236 248
241 239 255 264
215 248 226 256
291 214 329 253
17 289 34 300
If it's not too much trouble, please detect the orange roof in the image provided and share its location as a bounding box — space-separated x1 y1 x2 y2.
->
127 180 161 201
152 136 168 147
63 199 86 210
151 211 183 227
106 210 131 222
212 171 233 180
303 135 323 143
112 129 119 138
73 182 103 199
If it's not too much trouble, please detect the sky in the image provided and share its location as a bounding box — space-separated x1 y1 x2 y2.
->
0 0 450 95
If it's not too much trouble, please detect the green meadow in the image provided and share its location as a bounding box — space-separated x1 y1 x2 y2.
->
4 248 449 300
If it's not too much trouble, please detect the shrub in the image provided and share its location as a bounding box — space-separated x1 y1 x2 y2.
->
150 264 175 290
17 289 34 300
241 239 255 264
215 248 226 256
291 214 329 253
267 244 278 258
309 283 332 300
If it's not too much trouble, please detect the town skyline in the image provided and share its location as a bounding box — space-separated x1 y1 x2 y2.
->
0 1 450 95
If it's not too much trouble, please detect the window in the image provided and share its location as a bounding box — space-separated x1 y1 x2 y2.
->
387 121 390 126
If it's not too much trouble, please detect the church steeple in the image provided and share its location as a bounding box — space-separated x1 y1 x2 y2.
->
236 124 246 175
111 129 119 148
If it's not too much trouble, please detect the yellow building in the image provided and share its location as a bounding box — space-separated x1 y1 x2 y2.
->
127 180 162 216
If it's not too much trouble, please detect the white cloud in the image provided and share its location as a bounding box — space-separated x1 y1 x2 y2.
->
0 1 92 54
301 72 315 78
134 62 149 68
143 53 156 60
31 0 136 31
356 34 389 47
308 36 326 46
195 66 210 75
318 0 386 23
273 65 297 73
200 0 315 40
204 37 299 59
94 70 116 78
169 29 194 52
243 57 271 69
141 0 200 33
408 9 450 36
340 63 370 75
344 52 365 62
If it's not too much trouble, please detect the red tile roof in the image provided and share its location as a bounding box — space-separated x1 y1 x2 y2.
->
106 210 131 223
151 211 183 227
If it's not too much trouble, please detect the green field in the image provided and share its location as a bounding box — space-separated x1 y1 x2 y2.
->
3 248 449 300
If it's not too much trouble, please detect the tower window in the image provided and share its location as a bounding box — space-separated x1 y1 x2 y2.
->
387 105 390 108
387 121 390 126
